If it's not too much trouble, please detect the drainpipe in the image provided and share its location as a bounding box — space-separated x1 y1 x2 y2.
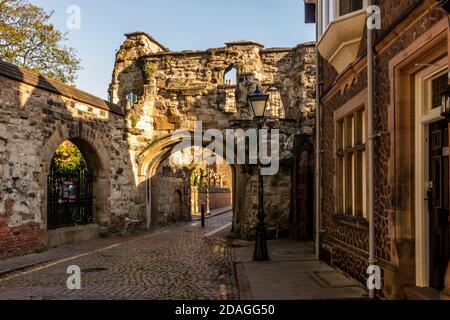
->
367 0 376 299
315 0 323 261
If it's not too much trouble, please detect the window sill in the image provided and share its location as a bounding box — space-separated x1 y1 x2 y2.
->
332 213 369 230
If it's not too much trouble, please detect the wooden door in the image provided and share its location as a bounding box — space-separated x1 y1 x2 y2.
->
428 120 450 290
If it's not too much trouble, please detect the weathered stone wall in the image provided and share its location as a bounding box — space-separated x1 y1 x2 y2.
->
155 162 190 226
0 31 316 256
318 0 446 298
0 62 138 257
109 32 316 239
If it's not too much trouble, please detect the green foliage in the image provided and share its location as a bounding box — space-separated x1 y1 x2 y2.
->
161 55 173 66
51 141 87 172
190 167 222 187
130 115 139 129
0 0 81 84
190 167 203 187
143 61 156 79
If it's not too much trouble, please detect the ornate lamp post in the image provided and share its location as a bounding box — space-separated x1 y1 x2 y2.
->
248 85 270 261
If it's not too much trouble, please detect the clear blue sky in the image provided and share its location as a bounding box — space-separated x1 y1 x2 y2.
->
31 0 315 99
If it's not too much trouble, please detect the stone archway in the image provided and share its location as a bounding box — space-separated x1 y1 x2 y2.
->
40 122 112 247
137 132 237 229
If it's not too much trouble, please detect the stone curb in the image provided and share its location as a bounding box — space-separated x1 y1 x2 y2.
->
231 247 253 300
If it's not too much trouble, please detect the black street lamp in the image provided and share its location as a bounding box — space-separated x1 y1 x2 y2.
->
247 85 270 261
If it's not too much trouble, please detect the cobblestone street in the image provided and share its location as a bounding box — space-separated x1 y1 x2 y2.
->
0 212 237 300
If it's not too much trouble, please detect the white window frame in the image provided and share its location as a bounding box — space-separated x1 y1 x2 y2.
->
320 0 368 38
334 90 369 219
414 59 448 287
333 0 368 20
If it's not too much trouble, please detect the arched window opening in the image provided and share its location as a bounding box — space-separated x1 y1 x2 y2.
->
107 90 113 103
224 67 237 86
126 91 138 107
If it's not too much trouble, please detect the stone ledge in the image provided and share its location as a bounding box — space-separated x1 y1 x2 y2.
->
225 40 264 48
47 224 100 248
332 214 369 230
124 31 169 52
0 60 124 116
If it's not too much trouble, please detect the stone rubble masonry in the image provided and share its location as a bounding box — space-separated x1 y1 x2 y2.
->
0 31 316 258
318 0 446 299
109 32 316 239
0 61 137 258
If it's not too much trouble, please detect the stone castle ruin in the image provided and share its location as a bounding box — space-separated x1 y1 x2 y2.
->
0 31 316 257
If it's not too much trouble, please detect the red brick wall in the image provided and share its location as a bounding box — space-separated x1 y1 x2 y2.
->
197 188 232 211
0 199 44 258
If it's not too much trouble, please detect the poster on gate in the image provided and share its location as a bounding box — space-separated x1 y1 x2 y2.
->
62 181 77 203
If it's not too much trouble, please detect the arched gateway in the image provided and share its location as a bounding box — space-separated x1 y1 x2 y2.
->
0 32 316 258
41 124 113 247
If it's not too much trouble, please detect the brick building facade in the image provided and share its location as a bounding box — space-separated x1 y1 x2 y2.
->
309 0 450 299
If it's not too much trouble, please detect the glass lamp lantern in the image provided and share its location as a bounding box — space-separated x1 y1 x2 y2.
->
248 85 270 119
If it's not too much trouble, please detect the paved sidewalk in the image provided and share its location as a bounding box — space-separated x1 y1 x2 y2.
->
232 240 368 300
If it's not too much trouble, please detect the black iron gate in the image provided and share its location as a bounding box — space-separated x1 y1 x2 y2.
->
47 167 94 230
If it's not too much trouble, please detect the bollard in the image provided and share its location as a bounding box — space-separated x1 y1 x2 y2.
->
201 204 206 228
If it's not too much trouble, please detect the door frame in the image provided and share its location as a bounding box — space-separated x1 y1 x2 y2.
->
414 61 448 287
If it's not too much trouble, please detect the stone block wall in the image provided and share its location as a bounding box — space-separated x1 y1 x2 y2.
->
155 163 190 226
0 62 138 257
0 30 316 256
109 33 316 239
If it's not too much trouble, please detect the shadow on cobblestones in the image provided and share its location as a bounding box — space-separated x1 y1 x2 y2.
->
0 213 238 300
